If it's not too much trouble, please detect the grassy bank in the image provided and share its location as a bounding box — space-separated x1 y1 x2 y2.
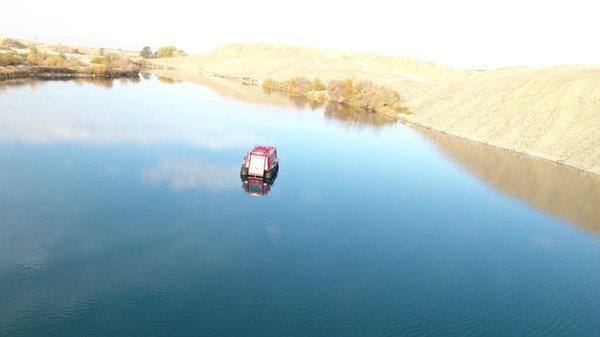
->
0 52 139 80
262 77 407 115
0 38 140 80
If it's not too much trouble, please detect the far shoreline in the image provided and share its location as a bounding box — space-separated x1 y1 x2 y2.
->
0 65 139 81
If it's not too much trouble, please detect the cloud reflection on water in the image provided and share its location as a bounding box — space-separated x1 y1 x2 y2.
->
141 157 239 192
0 79 259 150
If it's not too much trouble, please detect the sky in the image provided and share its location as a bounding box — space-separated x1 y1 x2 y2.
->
1 0 598 69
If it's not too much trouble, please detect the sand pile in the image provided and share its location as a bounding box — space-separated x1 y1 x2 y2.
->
409 65 600 174
148 43 472 103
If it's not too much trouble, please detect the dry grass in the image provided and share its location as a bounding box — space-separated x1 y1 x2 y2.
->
86 54 139 75
263 77 313 96
327 78 405 114
0 52 25 66
0 38 27 49
0 50 83 68
0 38 140 79
0 36 139 60
263 76 405 114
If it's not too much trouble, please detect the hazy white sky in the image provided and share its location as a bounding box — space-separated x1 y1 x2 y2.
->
1 0 598 69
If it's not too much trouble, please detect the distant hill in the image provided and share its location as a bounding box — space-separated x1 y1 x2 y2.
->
147 43 473 103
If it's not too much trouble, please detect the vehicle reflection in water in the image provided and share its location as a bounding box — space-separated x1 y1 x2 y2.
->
241 171 278 196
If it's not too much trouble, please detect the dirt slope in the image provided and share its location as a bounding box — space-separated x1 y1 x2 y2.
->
409 66 600 174
148 43 472 103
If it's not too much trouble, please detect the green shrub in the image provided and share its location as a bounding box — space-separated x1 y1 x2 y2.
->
140 46 154 59
157 46 176 58
156 46 187 58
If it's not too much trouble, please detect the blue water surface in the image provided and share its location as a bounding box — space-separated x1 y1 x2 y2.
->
0 77 599 337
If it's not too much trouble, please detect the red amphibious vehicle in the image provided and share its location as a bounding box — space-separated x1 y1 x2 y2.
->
240 146 279 180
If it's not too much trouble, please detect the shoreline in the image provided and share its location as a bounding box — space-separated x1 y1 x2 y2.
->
405 118 598 177
0 66 139 81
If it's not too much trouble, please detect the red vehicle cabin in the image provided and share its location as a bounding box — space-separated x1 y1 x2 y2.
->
240 146 279 179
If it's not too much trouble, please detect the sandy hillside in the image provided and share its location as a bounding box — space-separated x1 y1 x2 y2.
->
409 65 600 174
148 43 473 103
149 44 600 175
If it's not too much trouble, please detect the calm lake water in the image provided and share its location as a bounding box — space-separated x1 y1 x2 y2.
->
1 76 600 337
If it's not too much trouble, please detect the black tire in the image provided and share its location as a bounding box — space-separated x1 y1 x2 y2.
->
264 170 272 180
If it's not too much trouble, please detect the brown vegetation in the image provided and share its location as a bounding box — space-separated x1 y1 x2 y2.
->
0 38 27 50
0 50 82 68
1 48 139 80
84 53 140 75
52 45 82 54
262 76 406 115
